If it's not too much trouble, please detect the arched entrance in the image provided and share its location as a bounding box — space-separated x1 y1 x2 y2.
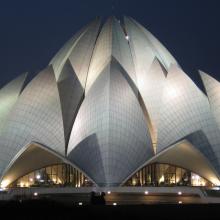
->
9 163 93 188
124 163 213 187
0 142 94 188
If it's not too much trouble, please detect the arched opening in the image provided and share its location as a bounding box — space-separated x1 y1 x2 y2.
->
0 142 94 188
122 139 220 187
8 163 93 188
124 163 213 187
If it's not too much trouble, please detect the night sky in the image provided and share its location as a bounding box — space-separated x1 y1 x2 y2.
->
0 0 220 89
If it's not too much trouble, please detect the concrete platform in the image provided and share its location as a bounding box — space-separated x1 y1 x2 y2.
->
1 186 220 204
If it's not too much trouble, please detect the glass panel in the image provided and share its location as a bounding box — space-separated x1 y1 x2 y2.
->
9 163 93 188
124 163 213 187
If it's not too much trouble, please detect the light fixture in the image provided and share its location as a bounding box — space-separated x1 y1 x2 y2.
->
178 201 182 204
125 35 129 41
178 191 182 195
36 174 41 180
29 178 33 182
144 191 149 195
113 202 117 206
34 192 38 196
107 191 111 194
78 202 83 206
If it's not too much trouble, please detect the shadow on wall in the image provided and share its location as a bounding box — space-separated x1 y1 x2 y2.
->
186 130 220 170
68 134 106 185
57 59 85 148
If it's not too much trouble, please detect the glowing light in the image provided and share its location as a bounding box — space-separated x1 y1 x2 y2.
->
166 86 179 99
52 178 56 183
107 191 111 194
20 182 24 187
210 178 220 186
57 179 62 184
159 175 164 183
178 191 182 195
78 202 83 206
144 191 149 195
0 179 10 188
34 192 38 196
213 187 220 190
178 201 182 204
29 178 33 182
125 35 129 41
132 179 137 186
113 203 117 206
195 175 200 180
36 174 41 180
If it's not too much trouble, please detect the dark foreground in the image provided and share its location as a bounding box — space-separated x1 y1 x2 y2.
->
0 199 220 219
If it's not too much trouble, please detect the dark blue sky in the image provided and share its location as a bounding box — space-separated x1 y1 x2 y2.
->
0 0 220 88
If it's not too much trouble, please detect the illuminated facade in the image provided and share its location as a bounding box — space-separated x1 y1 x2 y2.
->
0 16 220 188
125 163 212 187
10 164 93 188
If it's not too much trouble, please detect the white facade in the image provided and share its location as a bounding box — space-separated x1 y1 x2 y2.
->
0 17 220 187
